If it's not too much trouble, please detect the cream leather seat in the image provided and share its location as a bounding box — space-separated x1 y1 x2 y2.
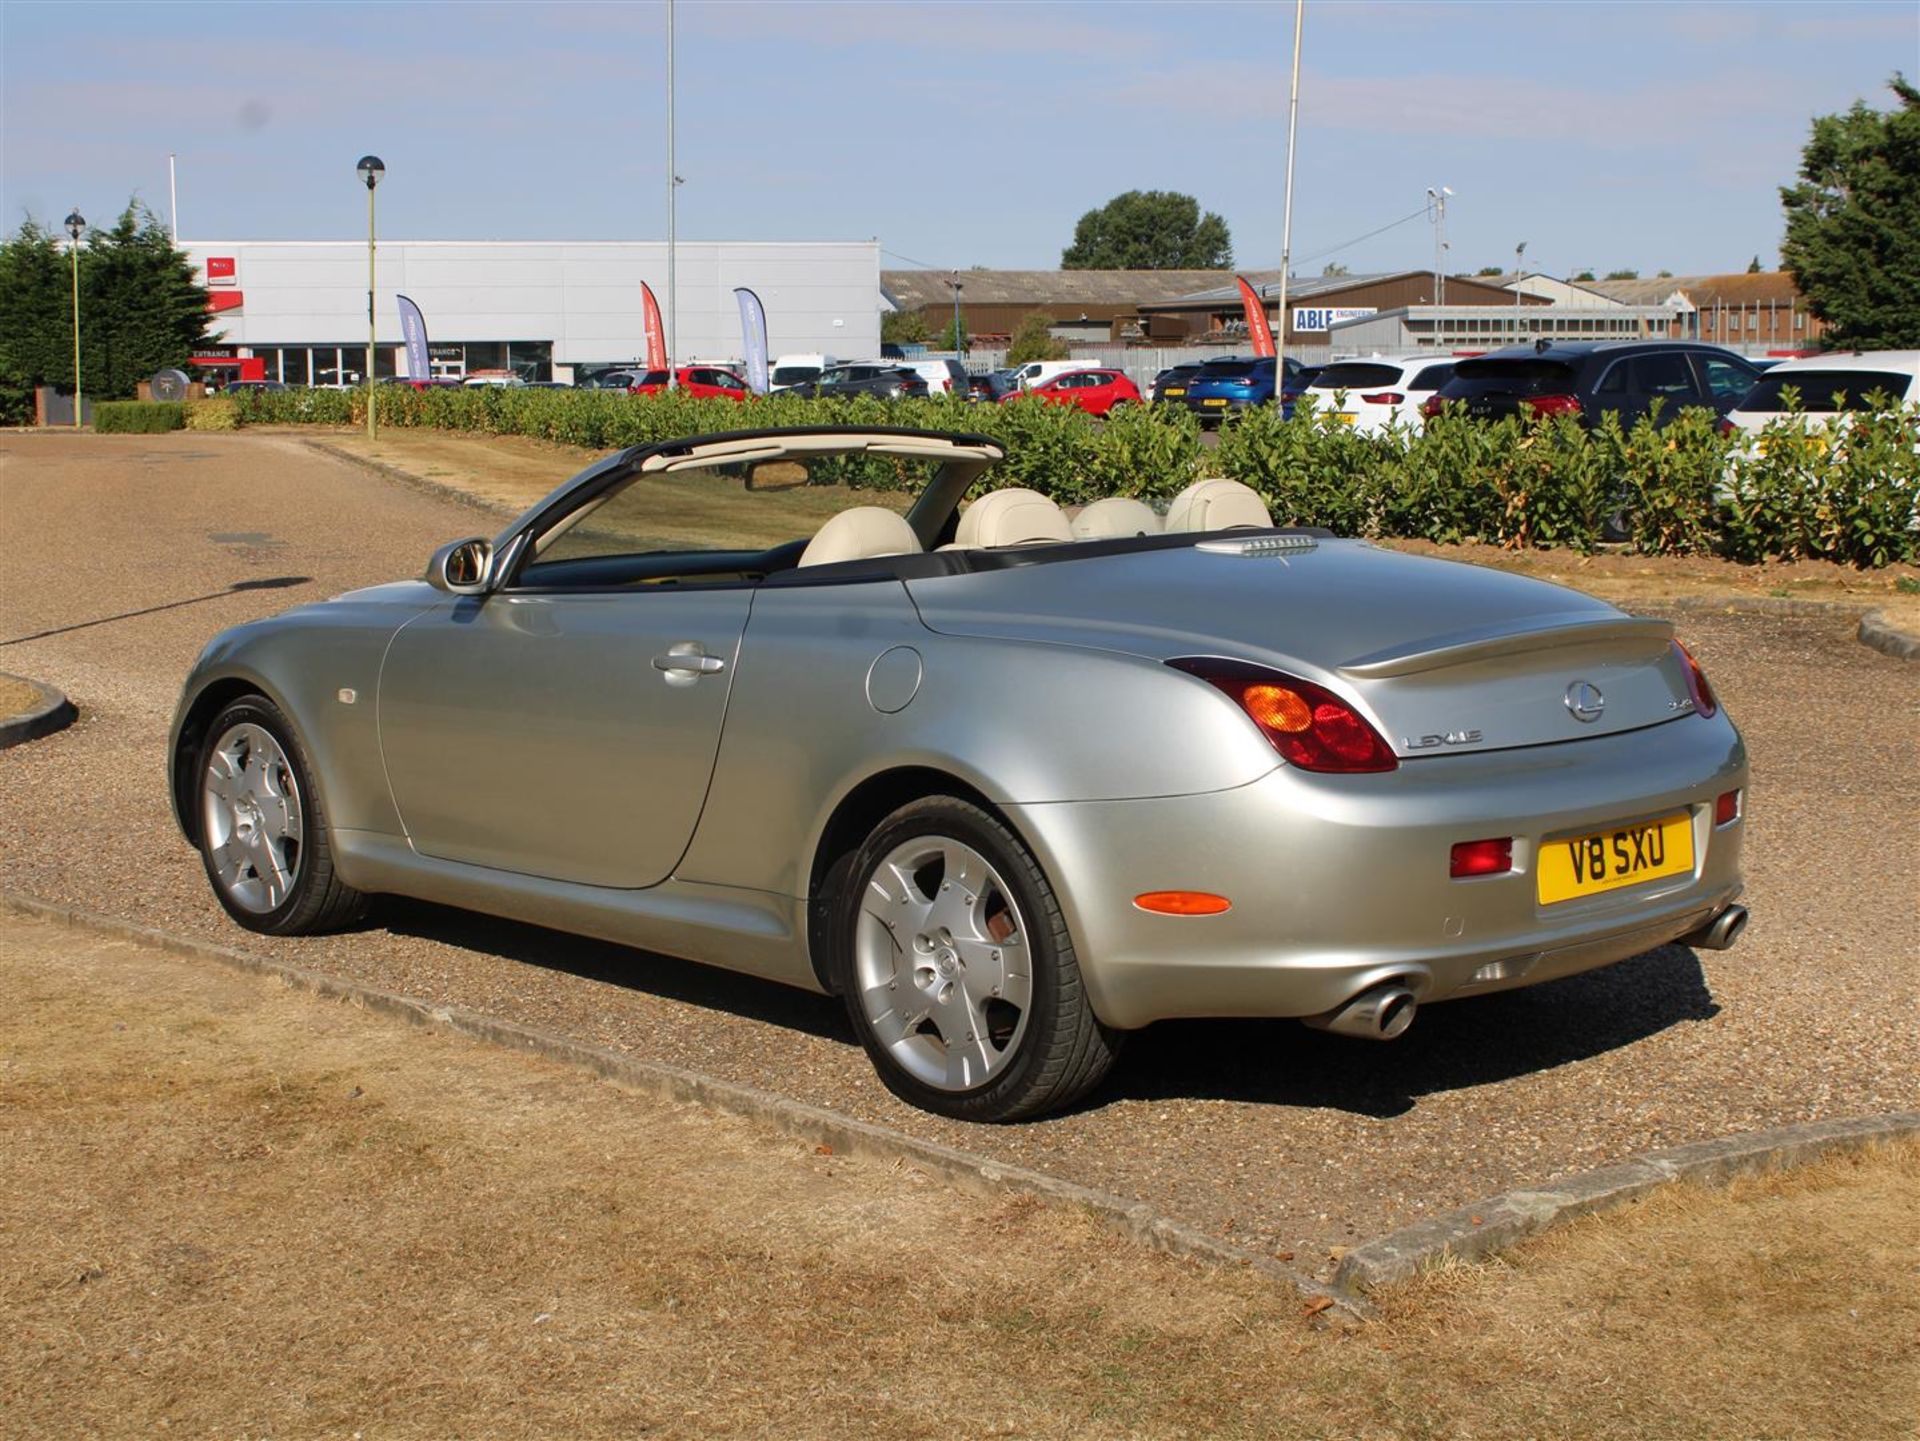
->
953 488 1074 549
797 507 922 567
1164 477 1273 533
1071 497 1163 540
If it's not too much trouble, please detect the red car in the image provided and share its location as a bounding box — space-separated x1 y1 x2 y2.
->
628 365 752 400
1007 368 1142 416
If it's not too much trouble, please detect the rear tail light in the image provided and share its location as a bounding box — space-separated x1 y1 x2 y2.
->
1714 790 1741 826
1450 837 1513 878
1420 395 1447 419
1168 658 1397 773
1718 417 1737 437
1671 640 1718 718
1360 392 1405 406
1521 394 1582 418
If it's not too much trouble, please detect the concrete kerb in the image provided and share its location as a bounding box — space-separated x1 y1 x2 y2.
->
295 436 525 521
0 891 1360 1320
1333 1111 1920 1297
1858 608 1920 661
0 673 78 750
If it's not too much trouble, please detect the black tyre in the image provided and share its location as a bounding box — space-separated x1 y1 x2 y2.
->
835 796 1122 1122
195 695 366 935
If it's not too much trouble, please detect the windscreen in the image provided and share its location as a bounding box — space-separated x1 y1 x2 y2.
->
1444 359 1581 397
1313 362 1402 390
1198 358 1274 379
771 366 820 386
1739 371 1913 413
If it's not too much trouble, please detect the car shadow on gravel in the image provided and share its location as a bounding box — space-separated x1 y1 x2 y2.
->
374 898 852 1043
1106 947 1720 1119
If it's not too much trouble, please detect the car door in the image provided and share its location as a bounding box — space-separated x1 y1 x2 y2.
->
377 465 756 890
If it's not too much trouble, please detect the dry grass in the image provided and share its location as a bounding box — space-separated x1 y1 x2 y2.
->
3 915 1914 1440
0 676 41 720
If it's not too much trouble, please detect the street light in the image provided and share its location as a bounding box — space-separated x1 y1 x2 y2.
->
949 273 965 358
1426 186 1452 307
1514 241 1528 342
64 210 85 428
356 155 384 441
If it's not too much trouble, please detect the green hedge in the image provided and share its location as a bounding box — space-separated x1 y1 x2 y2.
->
224 386 1920 567
93 400 184 433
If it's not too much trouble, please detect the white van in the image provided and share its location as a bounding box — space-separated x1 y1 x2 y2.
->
769 354 839 392
901 357 970 396
1010 359 1096 390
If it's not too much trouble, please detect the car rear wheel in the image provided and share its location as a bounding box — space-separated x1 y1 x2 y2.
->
837 797 1122 1122
197 696 366 935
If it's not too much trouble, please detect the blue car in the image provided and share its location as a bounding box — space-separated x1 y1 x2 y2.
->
1183 355 1303 424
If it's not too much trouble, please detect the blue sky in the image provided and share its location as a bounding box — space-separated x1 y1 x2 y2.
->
3 1 1913 278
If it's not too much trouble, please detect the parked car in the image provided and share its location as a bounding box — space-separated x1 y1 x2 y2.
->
1009 368 1141 416
171 426 1750 1122
1421 341 1763 429
968 370 1019 403
226 380 290 394
463 371 526 388
1151 362 1205 405
1306 355 1458 434
770 354 839 392
901 358 969 398
1183 355 1304 423
627 366 752 400
1278 364 1324 420
784 363 929 400
1009 359 1098 390
1722 351 1920 438
380 376 461 391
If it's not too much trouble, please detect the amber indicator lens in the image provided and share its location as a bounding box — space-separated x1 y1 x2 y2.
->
1241 683 1312 733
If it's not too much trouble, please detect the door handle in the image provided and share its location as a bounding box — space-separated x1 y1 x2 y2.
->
652 643 727 679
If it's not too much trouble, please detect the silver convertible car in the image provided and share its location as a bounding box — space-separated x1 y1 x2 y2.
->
170 426 1749 1121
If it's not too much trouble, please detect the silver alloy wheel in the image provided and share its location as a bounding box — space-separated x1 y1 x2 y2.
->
853 835 1034 1092
201 722 305 914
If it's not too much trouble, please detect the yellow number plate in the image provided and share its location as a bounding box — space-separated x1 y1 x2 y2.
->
1202 397 1228 408
1337 412 1358 425
1162 387 1186 398
1537 813 1693 905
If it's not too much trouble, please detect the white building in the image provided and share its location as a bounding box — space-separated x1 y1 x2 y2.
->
181 239 881 384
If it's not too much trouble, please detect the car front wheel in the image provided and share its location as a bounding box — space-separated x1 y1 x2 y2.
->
836 797 1122 1122
196 696 366 935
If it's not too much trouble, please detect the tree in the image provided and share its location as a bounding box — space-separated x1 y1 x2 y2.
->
0 221 70 423
880 308 927 346
1321 262 1350 277
1781 75 1920 347
1061 190 1232 270
1747 255 1764 273
1657 269 1675 278
1006 311 1068 366
0 199 208 421
1476 266 1504 276
1604 268 1640 280
1572 269 1597 282
935 314 968 352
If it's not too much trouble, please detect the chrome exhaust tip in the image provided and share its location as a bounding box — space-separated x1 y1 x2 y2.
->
1303 983 1418 1041
1679 903 1749 951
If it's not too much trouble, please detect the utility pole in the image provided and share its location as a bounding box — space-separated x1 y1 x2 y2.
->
666 0 679 388
1513 241 1527 343
1275 0 1305 364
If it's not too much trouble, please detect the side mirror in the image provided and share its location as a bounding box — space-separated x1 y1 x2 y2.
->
427 537 494 595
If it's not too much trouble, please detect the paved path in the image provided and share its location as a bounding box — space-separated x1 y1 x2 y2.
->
3 430 1915 1264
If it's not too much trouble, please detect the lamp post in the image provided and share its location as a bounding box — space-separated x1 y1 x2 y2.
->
949 273 964 358
356 155 384 440
1426 186 1452 307
1514 241 1527 343
64 210 85 428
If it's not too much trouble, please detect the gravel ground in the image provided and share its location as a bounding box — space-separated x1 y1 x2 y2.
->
2 430 1915 1266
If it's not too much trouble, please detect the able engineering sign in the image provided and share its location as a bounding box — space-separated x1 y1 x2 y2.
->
1292 306 1377 333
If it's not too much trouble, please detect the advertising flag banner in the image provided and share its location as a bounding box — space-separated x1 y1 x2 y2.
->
640 282 667 372
1235 276 1277 358
733 286 769 395
396 294 431 380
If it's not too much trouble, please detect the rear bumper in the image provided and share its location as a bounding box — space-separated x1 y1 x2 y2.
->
1006 714 1748 1029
